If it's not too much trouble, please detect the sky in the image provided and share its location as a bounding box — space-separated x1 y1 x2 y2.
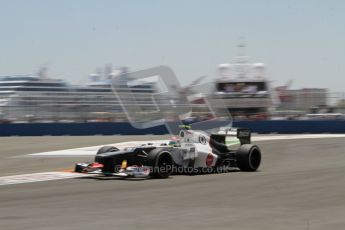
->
0 0 345 91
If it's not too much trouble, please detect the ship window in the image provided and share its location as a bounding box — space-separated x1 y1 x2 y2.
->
216 82 267 94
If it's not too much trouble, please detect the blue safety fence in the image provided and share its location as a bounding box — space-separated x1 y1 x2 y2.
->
0 122 167 136
1 120 345 136
233 120 345 134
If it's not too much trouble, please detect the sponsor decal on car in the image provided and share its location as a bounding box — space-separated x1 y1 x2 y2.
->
206 153 214 167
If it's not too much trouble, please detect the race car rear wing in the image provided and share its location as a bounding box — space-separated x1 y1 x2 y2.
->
212 127 251 145
236 128 251 145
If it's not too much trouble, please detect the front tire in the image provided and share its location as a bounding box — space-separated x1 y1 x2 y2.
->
147 149 174 178
236 144 261 171
96 146 119 155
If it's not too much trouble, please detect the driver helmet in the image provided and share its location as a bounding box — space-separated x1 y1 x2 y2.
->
168 136 179 146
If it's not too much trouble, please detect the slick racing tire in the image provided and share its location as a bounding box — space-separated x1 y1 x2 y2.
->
147 149 174 178
236 144 261 172
96 146 119 155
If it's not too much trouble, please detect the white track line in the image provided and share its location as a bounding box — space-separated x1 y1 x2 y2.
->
28 134 345 157
0 172 92 186
28 140 169 156
252 134 345 141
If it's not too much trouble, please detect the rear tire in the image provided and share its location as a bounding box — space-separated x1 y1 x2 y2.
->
236 144 261 171
147 149 174 178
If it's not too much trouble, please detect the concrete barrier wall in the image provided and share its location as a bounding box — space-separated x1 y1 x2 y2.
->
1 120 345 136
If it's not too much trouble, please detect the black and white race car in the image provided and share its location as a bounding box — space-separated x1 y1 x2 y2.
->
75 127 261 179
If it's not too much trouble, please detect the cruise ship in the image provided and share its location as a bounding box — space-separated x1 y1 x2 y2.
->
0 45 274 123
0 68 155 123
214 46 274 120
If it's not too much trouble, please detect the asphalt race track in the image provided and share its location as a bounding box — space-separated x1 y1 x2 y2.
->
1 136 345 230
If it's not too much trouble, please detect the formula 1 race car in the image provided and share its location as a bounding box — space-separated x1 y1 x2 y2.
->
75 126 261 179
